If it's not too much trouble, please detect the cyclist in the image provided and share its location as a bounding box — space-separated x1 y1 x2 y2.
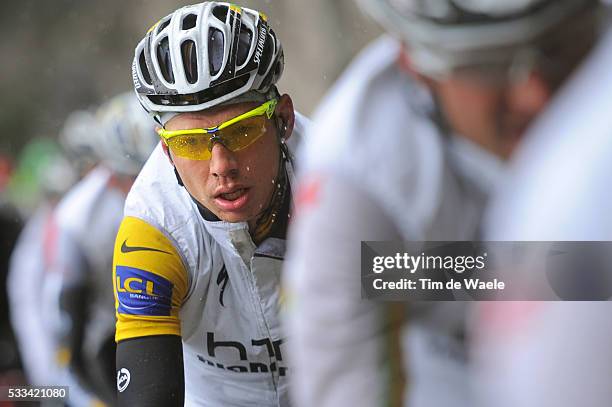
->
473 20 612 407
113 2 307 406
48 92 158 406
283 0 601 406
22 110 100 392
7 140 76 386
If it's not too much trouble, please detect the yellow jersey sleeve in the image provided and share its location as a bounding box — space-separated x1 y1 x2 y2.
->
113 216 188 342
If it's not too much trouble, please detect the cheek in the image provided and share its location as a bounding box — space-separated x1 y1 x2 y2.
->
173 156 211 190
437 82 502 132
241 137 280 194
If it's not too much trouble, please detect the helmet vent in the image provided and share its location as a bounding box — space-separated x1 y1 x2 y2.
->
157 18 171 34
181 40 198 84
157 36 175 84
236 25 252 67
212 5 229 22
182 14 197 30
208 27 225 76
139 51 152 85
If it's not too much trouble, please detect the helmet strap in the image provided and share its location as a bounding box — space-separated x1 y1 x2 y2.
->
251 121 292 244
166 151 185 187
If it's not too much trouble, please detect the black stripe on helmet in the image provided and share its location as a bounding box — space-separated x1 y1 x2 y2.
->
146 73 250 107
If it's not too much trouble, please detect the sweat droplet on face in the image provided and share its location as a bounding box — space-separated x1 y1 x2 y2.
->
246 166 250 171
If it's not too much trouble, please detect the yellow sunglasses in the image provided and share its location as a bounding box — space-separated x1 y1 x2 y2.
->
157 98 278 160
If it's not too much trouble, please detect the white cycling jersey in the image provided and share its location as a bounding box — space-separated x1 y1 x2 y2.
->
284 36 503 407
113 113 308 407
52 165 125 349
48 165 126 406
473 28 612 407
8 203 59 386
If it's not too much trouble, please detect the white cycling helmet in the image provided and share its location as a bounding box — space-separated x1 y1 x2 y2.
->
59 110 100 174
39 153 77 198
132 1 284 125
357 0 599 77
95 92 159 176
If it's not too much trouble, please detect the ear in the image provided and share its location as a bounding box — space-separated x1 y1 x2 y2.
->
156 127 173 161
275 94 295 141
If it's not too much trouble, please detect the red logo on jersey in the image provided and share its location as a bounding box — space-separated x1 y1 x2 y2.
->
294 174 324 218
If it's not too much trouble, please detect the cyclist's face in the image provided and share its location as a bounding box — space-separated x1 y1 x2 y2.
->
430 15 597 159
430 71 551 159
165 96 294 228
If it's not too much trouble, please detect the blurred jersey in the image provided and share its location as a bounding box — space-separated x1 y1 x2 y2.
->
284 36 502 407
46 165 126 405
8 203 58 385
475 28 612 407
51 165 124 345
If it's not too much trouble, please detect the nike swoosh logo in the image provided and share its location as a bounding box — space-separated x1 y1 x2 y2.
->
120 240 170 255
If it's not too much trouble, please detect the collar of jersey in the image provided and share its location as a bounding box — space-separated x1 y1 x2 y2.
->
190 189 291 241
191 195 220 222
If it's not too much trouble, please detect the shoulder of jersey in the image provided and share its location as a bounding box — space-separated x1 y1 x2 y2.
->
55 166 113 235
124 144 195 232
301 35 419 173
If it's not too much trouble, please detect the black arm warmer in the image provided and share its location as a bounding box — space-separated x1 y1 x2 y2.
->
58 281 90 383
116 335 184 407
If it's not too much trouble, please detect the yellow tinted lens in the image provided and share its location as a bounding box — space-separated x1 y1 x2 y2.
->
167 134 212 160
218 116 268 152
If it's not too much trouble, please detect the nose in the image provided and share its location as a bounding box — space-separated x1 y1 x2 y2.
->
506 70 552 117
209 142 239 178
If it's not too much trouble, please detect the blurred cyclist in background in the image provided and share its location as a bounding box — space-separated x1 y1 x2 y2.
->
60 109 101 179
4 140 76 387
472 14 612 407
7 139 77 388
6 112 99 394
284 0 602 406
46 92 158 406
113 2 307 405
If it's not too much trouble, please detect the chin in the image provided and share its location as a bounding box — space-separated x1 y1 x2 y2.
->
217 211 251 224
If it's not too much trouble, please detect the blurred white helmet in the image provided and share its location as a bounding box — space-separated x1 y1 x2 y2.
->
357 0 600 77
39 153 78 198
95 92 159 176
59 110 100 174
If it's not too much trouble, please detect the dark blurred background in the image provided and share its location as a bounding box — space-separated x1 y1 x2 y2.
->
0 0 381 156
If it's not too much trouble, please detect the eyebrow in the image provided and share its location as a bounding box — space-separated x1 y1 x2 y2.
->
169 104 259 130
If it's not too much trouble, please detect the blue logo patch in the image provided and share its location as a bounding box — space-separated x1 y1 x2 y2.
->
116 266 173 316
